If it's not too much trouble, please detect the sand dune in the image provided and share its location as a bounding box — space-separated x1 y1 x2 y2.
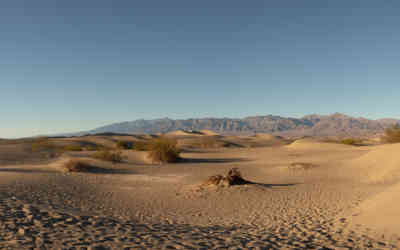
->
350 182 400 234
286 138 353 151
254 133 279 140
1 135 400 248
123 150 155 164
200 129 219 136
165 130 204 137
348 143 400 183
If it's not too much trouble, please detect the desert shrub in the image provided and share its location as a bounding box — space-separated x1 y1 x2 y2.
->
86 145 100 151
289 162 318 171
148 137 181 163
64 145 83 151
31 138 63 155
340 138 360 145
203 168 248 187
132 141 149 151
204 174 225 186
383 125 400 143
64 160 95 172
92 149 124 163
116 140 133 149
198 136 219 148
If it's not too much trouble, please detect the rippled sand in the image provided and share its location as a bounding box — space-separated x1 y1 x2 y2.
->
0 139 399 249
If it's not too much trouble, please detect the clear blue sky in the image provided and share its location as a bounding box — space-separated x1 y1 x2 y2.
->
1 1 400 138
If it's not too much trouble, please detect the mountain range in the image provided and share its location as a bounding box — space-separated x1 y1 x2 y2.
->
65 113 400 138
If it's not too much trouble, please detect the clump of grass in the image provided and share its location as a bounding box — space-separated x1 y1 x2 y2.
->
132 141 149 151
92 149 124 163
383 125 400 143
148 137 181 163
340 138 360 146
197 136 219 148
86 145 100 151
64 159 95 172
116 140 133 150
31 138 59 152
31 138 64 158
289 162 318 171
64 145 83 151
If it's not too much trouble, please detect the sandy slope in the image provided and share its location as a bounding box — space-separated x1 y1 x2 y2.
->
254 133 279 140
286 138 354 151
165 130 204 137
349 182 400 234
348 143 400 183
341 143 400 238
0 139 399 248
200 129 219 136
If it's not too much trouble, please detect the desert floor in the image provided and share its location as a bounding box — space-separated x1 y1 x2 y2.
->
0 135 400 249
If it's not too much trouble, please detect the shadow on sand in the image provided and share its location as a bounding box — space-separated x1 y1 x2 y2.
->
0 166 135 175
0 168 55 174
250 182 299 188
75 167 135 175
222 178 299 188
180 158 250 164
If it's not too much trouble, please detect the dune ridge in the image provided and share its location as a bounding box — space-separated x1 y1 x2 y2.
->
286 138 353 151
348 143 400 183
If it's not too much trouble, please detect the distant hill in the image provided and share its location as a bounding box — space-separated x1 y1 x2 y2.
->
62 113 400 138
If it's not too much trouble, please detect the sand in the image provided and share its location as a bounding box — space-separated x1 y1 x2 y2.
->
165 130 204 137
286 138 354 151
0 137 399 249
349 182 400 234
200 130 219 136
254 133 279 140
347 143 400 183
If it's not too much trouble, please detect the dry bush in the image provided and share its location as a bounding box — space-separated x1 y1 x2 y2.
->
31 138 59 152
226 168 246 184
64 160 95 172
64 145 83 151
340 138 360 146
116 140 133 150
132 141 149 151
86 145 100 151
289 162 318 171
31 138 64 158
203 168 248 187
383 125 400 143
204 174 224 186
148 137 181 163
198 136 219 148
92 149 124 163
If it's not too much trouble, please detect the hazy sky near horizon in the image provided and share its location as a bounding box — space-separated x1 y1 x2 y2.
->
1 1 400 138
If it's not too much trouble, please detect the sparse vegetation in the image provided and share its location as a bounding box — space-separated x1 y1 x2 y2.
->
31 138 64 158
340 138 360 146
92 149 124 163
383 125 400 143
226 168 247 185
64 159 95 172
289 162 318 171
31 138 59 152
203 168 249 187
86 145 100 151
116 140 133 150
132 141 150 151
198 136 219 148
64 145 83 151
148 137 181 163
